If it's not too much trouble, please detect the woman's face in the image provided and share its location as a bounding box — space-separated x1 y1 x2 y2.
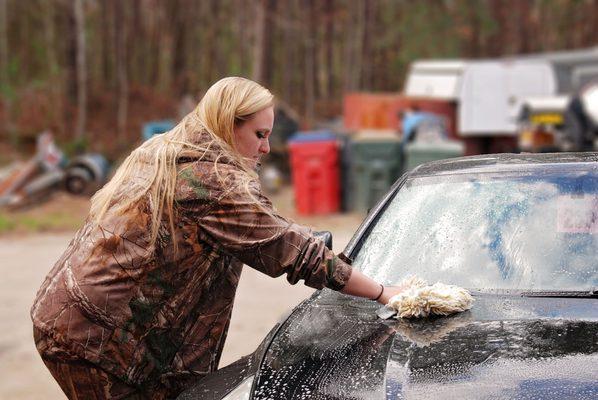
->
233 106 274 169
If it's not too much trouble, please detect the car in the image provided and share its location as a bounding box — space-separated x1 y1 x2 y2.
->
178 152 598 400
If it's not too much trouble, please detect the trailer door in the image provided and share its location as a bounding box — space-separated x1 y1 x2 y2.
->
459 61 556 136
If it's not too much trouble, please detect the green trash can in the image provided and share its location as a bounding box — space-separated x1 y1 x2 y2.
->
403 140 464 172
348 135 402 212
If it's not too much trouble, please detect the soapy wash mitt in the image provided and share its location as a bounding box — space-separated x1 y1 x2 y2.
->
385 276 474 319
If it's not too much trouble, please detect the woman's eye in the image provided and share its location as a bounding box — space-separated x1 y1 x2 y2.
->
256 131 266 139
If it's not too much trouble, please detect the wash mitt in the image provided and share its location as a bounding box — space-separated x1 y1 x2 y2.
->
386 276 474 319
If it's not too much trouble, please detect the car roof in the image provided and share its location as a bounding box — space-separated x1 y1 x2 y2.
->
407 152 598 178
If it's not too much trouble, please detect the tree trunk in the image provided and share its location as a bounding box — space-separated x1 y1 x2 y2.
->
0 0 12 141
156 3 173 92
73 0 87 141
42 0 66 136
252 0 266 83
322 0 334 100
172 0 195 94
304 0 316 127
129 0 139 85
205 0 219 83
115 0 128 141
346 1 364 91
100 1 113 85
515 0 532 54
233 0 249 77
148 1 161 86
251 0 276 85
262 0 275 86
0 0 8 89
42 1 59 77
281 0 301 108
361 0 374 90
586 0 598 47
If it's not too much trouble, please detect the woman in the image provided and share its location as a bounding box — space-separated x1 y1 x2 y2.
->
31 77 402 399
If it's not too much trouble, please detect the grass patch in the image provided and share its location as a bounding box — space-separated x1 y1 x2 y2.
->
0 209 83 235
0 214 16 233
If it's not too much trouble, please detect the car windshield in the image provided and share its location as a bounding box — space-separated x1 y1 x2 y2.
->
353 165 598 291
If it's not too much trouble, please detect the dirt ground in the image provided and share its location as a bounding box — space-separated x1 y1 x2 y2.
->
0 186 365 399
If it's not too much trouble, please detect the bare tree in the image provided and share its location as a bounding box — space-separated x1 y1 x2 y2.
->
344 0 365 91
252 0 266 83
42 0 67 136
115 0 128 141
585 0 598 47
100 0 114 85
202 0 220 83
156 4 173 91
3 0 597 148
361 0 374 89
280 1 293 103
515 1 532 54
304 0 317 127
42 1 59 78
233 0 251 76
0 0 12 141
0 0 7 89
320 0 334 99
74 0 87 141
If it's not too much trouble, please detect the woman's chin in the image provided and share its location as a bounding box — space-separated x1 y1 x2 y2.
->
242 159 261 171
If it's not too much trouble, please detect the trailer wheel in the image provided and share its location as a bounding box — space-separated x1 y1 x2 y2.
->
65 166 94 194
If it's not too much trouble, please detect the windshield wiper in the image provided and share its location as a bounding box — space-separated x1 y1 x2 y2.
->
520 289 598 298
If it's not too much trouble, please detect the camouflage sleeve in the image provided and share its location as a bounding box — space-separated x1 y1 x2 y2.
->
176 162 352 290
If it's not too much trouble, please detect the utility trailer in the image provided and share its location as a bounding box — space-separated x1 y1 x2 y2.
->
403 46 598 154
405 58 555 154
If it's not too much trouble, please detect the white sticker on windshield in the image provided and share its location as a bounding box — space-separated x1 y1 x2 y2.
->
557 195 598 233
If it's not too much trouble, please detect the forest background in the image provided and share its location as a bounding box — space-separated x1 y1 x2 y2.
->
1 0 597 162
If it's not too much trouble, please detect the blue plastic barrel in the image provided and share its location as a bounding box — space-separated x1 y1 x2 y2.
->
142 120 175 141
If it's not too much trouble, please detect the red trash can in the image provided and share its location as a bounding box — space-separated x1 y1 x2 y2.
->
288 132 340 215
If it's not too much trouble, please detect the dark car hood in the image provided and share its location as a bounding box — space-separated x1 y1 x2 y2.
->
252 290 598 399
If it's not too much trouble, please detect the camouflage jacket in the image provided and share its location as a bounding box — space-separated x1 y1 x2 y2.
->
30 136 352 395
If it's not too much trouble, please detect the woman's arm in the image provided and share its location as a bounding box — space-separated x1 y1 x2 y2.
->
178 163 351 290
178 163 403 300
340 268 404 305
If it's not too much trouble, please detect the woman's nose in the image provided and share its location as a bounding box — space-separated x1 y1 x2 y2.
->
259 139 270 154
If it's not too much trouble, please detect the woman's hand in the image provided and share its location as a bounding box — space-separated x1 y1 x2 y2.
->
377 285 406 305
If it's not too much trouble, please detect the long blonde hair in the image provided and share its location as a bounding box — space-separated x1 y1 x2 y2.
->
89 77 274 247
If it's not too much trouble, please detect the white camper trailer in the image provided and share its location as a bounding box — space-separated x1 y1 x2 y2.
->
404 60 465 100
405 47 598 138
405 59 557 137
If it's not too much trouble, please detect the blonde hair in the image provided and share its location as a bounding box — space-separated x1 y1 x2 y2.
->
90 77 274 248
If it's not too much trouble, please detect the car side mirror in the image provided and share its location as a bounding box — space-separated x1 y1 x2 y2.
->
313 231 333 251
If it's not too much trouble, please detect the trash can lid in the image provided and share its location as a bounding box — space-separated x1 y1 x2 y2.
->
288 130 337 143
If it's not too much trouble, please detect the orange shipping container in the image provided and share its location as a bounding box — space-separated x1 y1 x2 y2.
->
343 93 458 139
343 93 403 131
